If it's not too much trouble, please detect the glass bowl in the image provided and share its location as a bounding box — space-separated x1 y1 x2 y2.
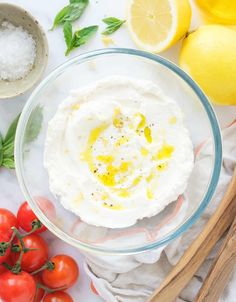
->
15 48 222 255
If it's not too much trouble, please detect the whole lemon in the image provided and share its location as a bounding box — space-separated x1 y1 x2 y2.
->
179 25 236 105
196 0 236 24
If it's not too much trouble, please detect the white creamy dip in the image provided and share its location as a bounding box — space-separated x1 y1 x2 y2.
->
44 76 194 228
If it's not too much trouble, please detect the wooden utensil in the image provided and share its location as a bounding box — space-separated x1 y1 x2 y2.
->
195 215 236 302
148 167 236 302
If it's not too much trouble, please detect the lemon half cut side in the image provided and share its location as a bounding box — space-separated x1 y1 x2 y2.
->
127 0 192 53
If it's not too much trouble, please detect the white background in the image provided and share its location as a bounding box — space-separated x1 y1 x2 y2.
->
0 0 236 301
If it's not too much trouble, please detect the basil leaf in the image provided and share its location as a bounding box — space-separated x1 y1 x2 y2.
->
0 114 20 170
66 25 98 55
2 157 15 169
25 106 43 144
102 17 126 35
66 2 88 22
51 0 89 30
51 6 71 30
73 25 98 45
3 114 20 148
0 132 3 166
63 21 73 49
103 17 122 25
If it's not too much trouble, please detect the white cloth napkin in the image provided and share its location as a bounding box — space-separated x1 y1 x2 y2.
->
83 122 236 302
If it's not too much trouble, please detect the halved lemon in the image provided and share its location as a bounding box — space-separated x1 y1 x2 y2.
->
127 0 192 53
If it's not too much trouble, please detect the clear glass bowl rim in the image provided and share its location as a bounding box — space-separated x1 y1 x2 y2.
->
15 48 222 255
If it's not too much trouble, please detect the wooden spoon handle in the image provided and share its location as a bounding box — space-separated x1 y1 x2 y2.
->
148 168 236 302
195 215 236 302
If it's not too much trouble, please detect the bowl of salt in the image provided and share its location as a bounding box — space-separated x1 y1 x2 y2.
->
0 3 48 98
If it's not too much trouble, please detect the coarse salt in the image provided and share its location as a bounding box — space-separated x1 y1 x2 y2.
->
0 21 36 81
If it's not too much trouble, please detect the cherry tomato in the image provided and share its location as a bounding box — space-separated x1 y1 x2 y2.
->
43 291 73 302
0 233 11 265
17 202 47 233
0 208 18 236
90 281 99 295
33 274 45 302
0 271 36 302
42 255 79 289
11 234 49 272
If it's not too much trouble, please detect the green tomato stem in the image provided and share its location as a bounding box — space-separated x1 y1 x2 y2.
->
11 250 23 274
12 227 28 252
37 283 67 293
31 261 55 276
11 243 21 253
11 227 29 274
0 231 16 256
0 242 10 256
0 224 42 274
2 262 13 270
21 220 42 237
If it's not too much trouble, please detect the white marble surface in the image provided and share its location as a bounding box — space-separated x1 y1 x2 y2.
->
0 0 236 301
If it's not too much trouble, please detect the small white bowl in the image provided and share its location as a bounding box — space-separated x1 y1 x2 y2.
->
0 3 48 98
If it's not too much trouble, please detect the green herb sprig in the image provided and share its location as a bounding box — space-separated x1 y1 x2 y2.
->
51 0 89 30
102 17 126 35
52 0 125 56
64 22 98 55
0 114 20 169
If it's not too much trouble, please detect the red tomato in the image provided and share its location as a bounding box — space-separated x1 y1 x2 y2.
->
43 291 73 302
90 281 99 295
17 202 47 233
11 234 49 272
33 274 45 302
42 255 79 289
0 233 11 265
0 208 18 236
0 271 36 302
